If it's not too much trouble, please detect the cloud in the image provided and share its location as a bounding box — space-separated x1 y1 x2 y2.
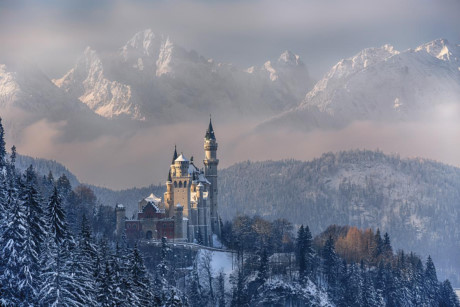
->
1 0 459 77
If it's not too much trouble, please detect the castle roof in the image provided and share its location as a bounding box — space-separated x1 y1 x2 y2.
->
205 117 216 140
144 193 161 204
175 154 188 162
171 145 178 164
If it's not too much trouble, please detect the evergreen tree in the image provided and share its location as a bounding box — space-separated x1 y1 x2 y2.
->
0 117 7 169
0 194 26 305
230 269 248 307
343 264 363 307
96 261 114 307
382 232 393 260
217 270 226 307
296 225 306 280
439 279 460 307
424 255 440 305
128 245 152 306
69 215 97 305
19 167 46 304
39 185 79 306
187 263 203 307
257 248 269 283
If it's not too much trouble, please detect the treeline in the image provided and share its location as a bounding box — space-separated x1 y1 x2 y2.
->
220 215 460 306
0 118 186 306
219 151 460 284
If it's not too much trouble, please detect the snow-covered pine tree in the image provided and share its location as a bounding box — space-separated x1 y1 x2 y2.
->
0 192 26 306
128 244 152 306
39 186 80 306
0 118 7 170
69 215 97 305
187 263 203 307
439 279 460 307
19 166 46 304
424 255 440 305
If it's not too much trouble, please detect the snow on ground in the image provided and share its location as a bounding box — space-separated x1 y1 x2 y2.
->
197 249 235 277
455 289 460 300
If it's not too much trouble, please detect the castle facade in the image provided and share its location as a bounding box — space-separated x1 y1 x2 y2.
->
116 119 220 246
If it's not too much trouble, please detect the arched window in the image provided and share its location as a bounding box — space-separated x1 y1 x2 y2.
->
179 181 183 188
184 181 187 188
146 231 152 240
174 181 177 188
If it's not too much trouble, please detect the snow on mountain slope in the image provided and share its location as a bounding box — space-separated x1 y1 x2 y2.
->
0 60 122 142
54 29 315 122
262 39 460 130
54 47 139 119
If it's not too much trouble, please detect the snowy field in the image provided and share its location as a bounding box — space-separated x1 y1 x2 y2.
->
456 289 460 300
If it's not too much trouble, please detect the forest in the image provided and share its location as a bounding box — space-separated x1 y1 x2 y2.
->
0 118 459 306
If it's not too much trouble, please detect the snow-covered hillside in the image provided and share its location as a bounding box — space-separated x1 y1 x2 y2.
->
219 150 460 284
53 29 315 122
262 39 460 130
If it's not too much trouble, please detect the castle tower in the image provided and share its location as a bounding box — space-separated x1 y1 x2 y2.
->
164 171 174 217
173 153 191 218
115 204 126 239
174 204 184 240
203 117 220 236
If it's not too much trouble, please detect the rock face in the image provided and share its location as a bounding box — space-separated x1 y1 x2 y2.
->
262 39 460 130
53 29 315 122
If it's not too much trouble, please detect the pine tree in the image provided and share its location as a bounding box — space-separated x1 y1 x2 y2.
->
19 167 46 304
39 185 79 306
69 215 97 305
257 248 269 283
187 264 203 307
217 270 226 307
424 255 440 305
439 279 460 307
382 232 393 260
0 194 27 305
343 264 363 306
128 245 152 306
296 225 307 280
97 261 114 307
0 117 7 170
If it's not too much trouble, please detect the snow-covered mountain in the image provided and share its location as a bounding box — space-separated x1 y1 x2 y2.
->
54 29 315 122
0 60 128 142
262 39 460 130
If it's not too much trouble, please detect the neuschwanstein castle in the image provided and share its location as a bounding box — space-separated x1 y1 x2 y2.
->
116 119 220 246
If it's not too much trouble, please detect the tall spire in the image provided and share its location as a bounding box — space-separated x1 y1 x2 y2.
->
171 145 178 164
205 116 216 140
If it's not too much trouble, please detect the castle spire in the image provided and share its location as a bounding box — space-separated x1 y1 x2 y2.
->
205 116 216 140
167 170 172 182
171 145 178 164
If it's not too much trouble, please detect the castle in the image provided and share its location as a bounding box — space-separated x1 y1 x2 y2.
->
116 118 220 246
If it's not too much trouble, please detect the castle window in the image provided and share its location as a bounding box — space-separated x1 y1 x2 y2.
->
179 181 183 188
174 181 177 188
184 181 187 188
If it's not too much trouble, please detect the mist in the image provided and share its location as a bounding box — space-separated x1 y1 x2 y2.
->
1 0 460 78
4 102 460 190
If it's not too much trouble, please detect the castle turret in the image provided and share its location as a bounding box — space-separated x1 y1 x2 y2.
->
203 117 220 236
115 204 126 239
164 171 174 217
174 204 184 240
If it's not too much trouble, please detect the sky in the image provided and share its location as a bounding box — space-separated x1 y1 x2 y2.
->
1 0 460 78
1 0 460 189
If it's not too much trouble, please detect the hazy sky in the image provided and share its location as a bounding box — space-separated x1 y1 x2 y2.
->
1 0 460 189
1 0 460 78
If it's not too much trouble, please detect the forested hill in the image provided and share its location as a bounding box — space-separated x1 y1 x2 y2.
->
14 150 460 285
219 150 460 285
